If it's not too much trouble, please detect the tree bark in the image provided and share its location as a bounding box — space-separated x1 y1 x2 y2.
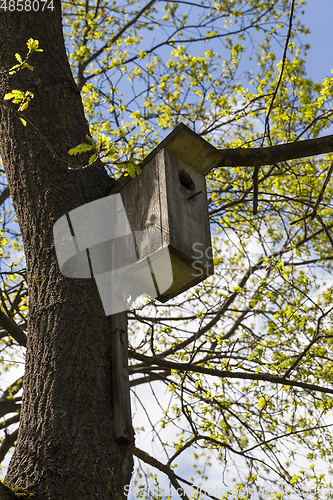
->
0 4 133 499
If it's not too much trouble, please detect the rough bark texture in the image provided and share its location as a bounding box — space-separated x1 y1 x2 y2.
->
0 4 133 499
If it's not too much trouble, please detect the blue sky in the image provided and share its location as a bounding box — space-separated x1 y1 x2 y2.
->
303 1 333 82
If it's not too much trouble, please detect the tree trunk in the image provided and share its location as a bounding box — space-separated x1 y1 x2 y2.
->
0 4 133 499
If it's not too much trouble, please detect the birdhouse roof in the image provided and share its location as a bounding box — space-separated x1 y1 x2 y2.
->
140 122 221 176
111 122 221 194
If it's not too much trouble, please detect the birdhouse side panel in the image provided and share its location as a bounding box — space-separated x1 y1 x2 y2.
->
163 148 213 275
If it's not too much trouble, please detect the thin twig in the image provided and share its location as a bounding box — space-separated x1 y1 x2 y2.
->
315 213 333 248
311 161 333 217
77 0 158 89
262 0 296 143
283 307 333 378
253 0 296 214
0 50 34 76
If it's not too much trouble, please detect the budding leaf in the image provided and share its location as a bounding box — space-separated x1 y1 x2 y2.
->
85 135 95 144
26 38 43 53
15 53 22 63
20 101 29 111
89 153 97 164
8 65 20 75
68 143 94 156
126 162 141 178
4 90 25 103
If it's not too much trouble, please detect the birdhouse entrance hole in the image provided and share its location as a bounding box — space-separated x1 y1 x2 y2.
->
179 170 195 191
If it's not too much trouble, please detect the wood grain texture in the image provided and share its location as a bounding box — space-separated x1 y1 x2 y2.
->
120 147 213 302
110 311 134 445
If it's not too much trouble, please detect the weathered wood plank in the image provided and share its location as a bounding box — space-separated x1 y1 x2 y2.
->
164 148 212 263
110 310 134 445
121 153 169 259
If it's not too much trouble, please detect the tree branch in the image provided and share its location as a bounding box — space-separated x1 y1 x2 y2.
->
315 214 333 248
215 133 333 169
0 414 20 431
0 310 26 347
311 161 333 216
150 225 332 360
0 187 10 206
77 0 158 89
0 400 21 420
129 351 333 396
134 447 221 500
253 0 296 215
283 308 333 378
252 165 260 215
129 372 171 387
1 378 23 400
134 447 191 500
262 0 296 143
0 428 18 463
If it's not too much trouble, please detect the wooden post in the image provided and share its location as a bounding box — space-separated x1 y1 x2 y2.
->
110 308 134 445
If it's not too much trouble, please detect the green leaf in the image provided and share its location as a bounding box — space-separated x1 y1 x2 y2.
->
20 101 29 111
68 143 94 156
24 63 34 72
257 397 266 410
8 64 20 75
4 90 24 102
89 153 97 163
26 38 43 53
85 135 94 144
126 162 141 178
15 53 22 63
18 117 27 126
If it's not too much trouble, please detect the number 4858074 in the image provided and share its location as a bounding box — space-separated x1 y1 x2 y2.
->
0 0 54 11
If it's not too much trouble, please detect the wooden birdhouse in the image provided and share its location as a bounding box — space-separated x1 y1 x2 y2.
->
116 123 214 302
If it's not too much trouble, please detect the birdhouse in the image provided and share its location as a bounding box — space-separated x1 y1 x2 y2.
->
117 123 214 302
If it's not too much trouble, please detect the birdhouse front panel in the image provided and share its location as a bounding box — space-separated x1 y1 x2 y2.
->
163 147 211 262
120 145 213 302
